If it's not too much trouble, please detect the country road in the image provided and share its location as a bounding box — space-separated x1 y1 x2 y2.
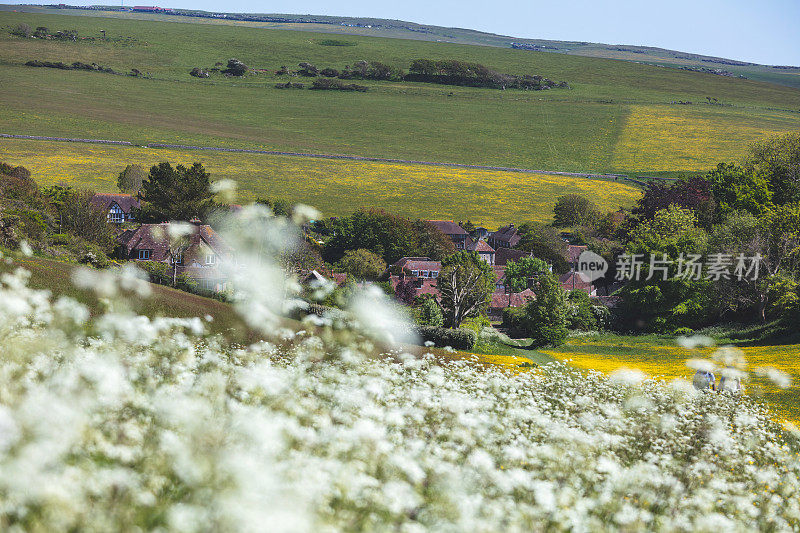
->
0 133 662 185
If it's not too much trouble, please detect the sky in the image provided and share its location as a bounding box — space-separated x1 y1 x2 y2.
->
8 0 800 65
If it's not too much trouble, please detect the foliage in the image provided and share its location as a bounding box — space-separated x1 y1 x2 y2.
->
633 177 716 228
222 58 248 76
416 326 477 350
506 272 569 346
335 248 387 280
617 206 714 332
552 194 600 227
705 162 772 220
504 255 549 293
437 251 495 328
406 58 568 90
515 222 570 273
310 79 368 91
136 162 216 223
255 197 293 217
566 289 599 331
412 294 444 327
41 186 116 251
116 164 145 193
323 209 418 264
411 220 456 261
746 132 800 205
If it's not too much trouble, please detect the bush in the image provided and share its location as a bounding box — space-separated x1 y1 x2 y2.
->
417 326 476 350
310 79 367 92
189 67 209 78
50 233 72 246
222 58 247 76
275 82 305 89
413 296 444 327
673 327 694 336
320 67 340 77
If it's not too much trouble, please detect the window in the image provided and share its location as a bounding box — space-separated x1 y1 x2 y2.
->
108 203 124 224
137 249 151 260
421 270 428 278
199 279 216 291
171 251 183 265
411 270 419 277
205 254 216 265
431 271 438 278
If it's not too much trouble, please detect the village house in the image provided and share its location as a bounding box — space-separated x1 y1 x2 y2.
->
467 238 495 265
488 224 521 249
425 220 471 250
117 223 232 292
90 193 140 224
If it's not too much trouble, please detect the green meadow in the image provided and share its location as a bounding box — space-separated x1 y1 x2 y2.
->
1 9 798 179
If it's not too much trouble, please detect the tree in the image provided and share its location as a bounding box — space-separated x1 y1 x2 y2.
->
11 23 32 37
323 210 419 265
617 205 714 332
255 197 293 217
746 133 800 205
566 289 598 331
222 58 248 76
516 223 570 273
553 194 600 227
632 177 716 228
437 251 495 328
705 163 772 220
42 187 116 250
335 249 387 280
504 256 549 292
412 220 456 260
506 273 568 346
413 295 444 327
117 164 145 194
135 162 216 223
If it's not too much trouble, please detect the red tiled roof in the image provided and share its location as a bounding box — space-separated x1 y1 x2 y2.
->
425 220 468 236
559 271 594 293
490 289 535 310
490 225 520 246
468 239 495 253
91 193 140 214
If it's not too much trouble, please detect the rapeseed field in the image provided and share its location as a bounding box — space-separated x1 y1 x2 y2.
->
0 139 641 226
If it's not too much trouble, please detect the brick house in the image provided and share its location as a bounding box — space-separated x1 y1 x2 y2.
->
117 223 232 292
90 193 141 224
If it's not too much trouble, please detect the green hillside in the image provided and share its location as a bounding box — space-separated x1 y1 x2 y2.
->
0 8 799 214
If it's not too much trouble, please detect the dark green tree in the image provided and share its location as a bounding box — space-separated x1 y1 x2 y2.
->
335 249 387 280
505 273 568 346
746 133 800 205
705 163 772 220
504 256 549 292
437 251 495 328
117 164 145 194
136 162 215 223
553 194 600 227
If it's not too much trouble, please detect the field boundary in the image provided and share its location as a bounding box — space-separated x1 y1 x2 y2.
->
0 132 645 184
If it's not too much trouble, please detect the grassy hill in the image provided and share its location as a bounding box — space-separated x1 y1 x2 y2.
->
0 8 799 220
5 5 800 89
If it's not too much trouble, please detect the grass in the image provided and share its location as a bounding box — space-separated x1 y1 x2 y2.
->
0 9 798 179
539 332 800 424
0 138 642 226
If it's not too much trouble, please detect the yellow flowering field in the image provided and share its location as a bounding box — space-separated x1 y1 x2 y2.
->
611 104 800 172
0 139 641 226
541 335 800 423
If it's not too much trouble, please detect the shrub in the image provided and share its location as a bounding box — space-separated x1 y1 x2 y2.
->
417 326 477 350
274 82 305 89
320 67 340 77
413 295 444 327
50 233 72 246
189 67 209 78
222 58 248 76
310 79 367 92
673 327 694 336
